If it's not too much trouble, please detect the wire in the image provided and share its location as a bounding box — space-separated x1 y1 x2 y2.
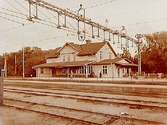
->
0 7 27 16
125 17 167 28
0 10 27 20
32 4 51 19
13 0 28 11
0 23 32 33
85 0 117 9
69 0 117 13
0 1 125 44
4 0 22 12
34 6 78 31
0 8 74 34
0 15 24 25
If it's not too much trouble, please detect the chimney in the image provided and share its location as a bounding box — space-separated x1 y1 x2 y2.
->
85 40 91 44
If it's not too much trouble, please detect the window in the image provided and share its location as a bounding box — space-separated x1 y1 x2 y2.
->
73 55 76 61
109 52 112 59
118 68 120 77
80 66 85 74
41 68 44 74
67 55 70 62
103 66 108 74
127 68 129 74
88 65 93 74
100 51 103 60
63 55 65 62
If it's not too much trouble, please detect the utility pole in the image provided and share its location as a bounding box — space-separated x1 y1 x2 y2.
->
14 54 17 75
22 47 25 78
0 70 4 105
3 53 7 78
135 34 143 76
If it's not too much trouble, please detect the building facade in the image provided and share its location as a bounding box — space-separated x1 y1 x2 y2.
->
33 41 137 78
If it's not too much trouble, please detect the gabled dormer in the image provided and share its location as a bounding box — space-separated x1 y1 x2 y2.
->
95 42 117 61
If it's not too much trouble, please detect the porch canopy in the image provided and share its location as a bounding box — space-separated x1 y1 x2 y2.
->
92 58 138 67
33 60 93 69
114 62 138 67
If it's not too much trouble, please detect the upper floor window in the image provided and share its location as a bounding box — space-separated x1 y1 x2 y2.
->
63 55 65 62
67 55 70 62
103 66 108 74
73 55 76 61
109 52 112 59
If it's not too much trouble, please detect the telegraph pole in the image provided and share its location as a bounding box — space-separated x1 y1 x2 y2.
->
135 34 143 76
0 71 4 105
4 53 7 78
22 47 25 78
14 53 17 75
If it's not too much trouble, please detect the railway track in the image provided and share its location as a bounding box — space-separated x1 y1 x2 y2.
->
4 98 118 125
5 81 167 99
3 87 167 125
4 98 163 125
4 87 167 108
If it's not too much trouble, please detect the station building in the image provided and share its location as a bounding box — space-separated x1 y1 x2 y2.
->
33 40 137 78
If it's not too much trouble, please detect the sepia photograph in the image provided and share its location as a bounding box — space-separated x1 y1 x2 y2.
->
0 0 167 125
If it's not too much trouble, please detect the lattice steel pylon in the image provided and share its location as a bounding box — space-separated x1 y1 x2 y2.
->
25 0 138 47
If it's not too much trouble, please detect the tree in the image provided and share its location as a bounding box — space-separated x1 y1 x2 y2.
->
141 32 167 73
4 47 46 77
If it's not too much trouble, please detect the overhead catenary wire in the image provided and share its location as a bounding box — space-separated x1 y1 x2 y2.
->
70 0 117 13
0 8 66 30
124 17 167 28
85 0 117 9
4 0 22 13
0 10 27 20
0 15 25 25
1 34 72 53
0 23 32 33
13 0 28 11
1 0 137 52
31 4 51 19
0 12 24 26
29 0 110 32
29 4 82 34
0 8 78 36
0 7 27 16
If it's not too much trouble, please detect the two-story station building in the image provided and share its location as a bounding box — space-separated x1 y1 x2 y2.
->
33 40 137 78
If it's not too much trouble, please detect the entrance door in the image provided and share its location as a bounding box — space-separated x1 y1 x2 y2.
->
52 68 56 77
118 68 120 78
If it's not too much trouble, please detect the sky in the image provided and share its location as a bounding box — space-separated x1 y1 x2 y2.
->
0 0 167 54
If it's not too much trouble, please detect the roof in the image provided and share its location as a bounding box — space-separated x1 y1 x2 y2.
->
33 60 94 69
92 58 123 65
115 62 138 67
78 42 107 56
92 57 137 67
46 47 61 59
78 41 116 56
48 41 117 58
